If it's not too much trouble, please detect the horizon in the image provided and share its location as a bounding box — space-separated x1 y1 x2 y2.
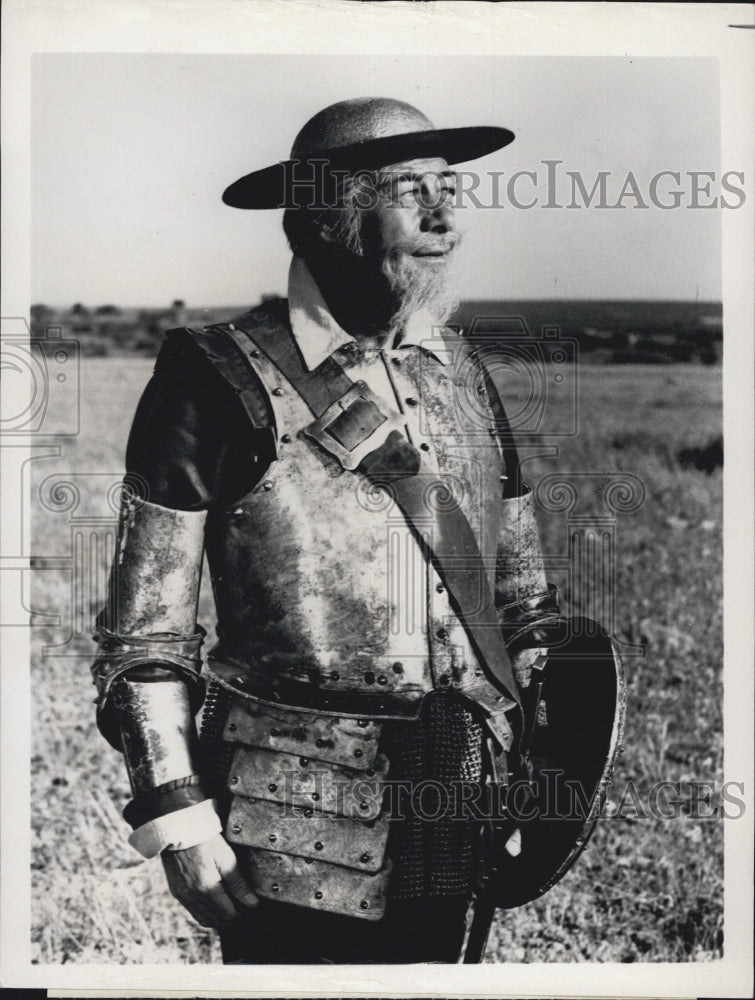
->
34 295 724 312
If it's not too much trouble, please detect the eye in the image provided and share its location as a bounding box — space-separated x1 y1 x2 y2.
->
393 181 417 207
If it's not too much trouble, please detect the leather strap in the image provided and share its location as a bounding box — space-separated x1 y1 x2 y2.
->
166 325 277 439
227 307 521 717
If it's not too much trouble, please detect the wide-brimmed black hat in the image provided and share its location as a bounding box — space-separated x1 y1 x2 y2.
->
222 97 515 209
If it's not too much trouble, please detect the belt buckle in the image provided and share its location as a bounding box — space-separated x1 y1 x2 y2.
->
304 381 400 471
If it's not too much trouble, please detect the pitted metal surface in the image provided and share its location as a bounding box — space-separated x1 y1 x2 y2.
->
495 487 549 609
110 677 197 794
226 796 390 872
243 850 392 920
227 745 388 820
202 310 513 723
92 627 206 749
221 696 382 771
106 495 206 635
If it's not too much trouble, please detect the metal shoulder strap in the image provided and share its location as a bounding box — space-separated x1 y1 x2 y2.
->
231 308 521 717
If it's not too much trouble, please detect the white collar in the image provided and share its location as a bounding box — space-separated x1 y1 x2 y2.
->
287 256 451 371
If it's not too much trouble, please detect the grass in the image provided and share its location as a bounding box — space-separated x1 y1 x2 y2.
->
30 358 722 964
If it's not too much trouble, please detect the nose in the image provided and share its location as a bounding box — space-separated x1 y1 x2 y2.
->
420 201 455 234
416 174 455 234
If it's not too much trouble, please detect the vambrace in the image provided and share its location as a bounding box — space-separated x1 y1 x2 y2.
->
495 486 565 657
109 673 206 827
91 494 207 759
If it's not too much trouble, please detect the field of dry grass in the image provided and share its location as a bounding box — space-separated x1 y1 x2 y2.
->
29 357 723 964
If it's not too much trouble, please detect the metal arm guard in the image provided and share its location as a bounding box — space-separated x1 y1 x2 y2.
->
499 584 567 655
92 494 207 751
495 487 567 655
495 486 549 609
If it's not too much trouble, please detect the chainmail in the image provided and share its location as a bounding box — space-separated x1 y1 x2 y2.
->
200 682 485 902
198 679 237 794
381 691 484 900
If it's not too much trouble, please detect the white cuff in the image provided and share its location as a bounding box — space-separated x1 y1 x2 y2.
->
128 798 222 859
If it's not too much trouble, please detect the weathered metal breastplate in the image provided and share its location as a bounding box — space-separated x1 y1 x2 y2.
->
201 307 506 722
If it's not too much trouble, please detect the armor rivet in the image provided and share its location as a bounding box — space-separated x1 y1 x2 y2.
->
377 675 388 685
312 792 320 801
436 583 445 594
305 857 313 864
251 349 260 359
304 808 313 817
268 833 277 843
436 627 448 641
360 853 371 864
475 669 483 677
315 738 327 748
231 824 241 835
233 507 244 516
488 427 497 436
228 323 236 331
314 841 324 851
391 662 403 674
359 802 369 811
272 387 284 396
281 433 291 443
354 749 364 758
315 891 323 900
357 719 370 728
420 443 430 452
360 900 369 910
364 671 375 685
391 357 401 366
440 674 450 686
271 727 281 737
271 883 280 892
268 783 277 792
230 776 239 785
235 675 246 686
405 396 418 407
366 768 376 777
228 723 237 732
262 480 274 491
299 757 309 767
331 671 340 681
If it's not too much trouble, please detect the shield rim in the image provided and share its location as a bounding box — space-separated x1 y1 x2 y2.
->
495 622 627 909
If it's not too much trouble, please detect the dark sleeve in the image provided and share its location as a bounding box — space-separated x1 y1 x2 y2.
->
125 336 274 510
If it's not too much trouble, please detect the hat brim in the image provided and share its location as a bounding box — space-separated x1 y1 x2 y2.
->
222 125 514 209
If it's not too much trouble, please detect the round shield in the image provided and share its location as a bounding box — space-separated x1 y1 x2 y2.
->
492 616 627 909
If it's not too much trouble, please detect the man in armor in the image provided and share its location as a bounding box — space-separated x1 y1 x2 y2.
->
92 98 624 964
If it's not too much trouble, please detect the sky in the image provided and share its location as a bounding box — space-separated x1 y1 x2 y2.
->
31 53 723 307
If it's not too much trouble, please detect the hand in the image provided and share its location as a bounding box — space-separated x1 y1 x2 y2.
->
161 833 258 927
511 646 548 689
504 827 522 857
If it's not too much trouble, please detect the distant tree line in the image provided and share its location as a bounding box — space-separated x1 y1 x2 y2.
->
29 298 722 364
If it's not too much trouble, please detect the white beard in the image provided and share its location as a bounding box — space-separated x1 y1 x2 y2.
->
381 249 460 341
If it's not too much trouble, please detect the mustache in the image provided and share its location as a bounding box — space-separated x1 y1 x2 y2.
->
394 232 461 257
